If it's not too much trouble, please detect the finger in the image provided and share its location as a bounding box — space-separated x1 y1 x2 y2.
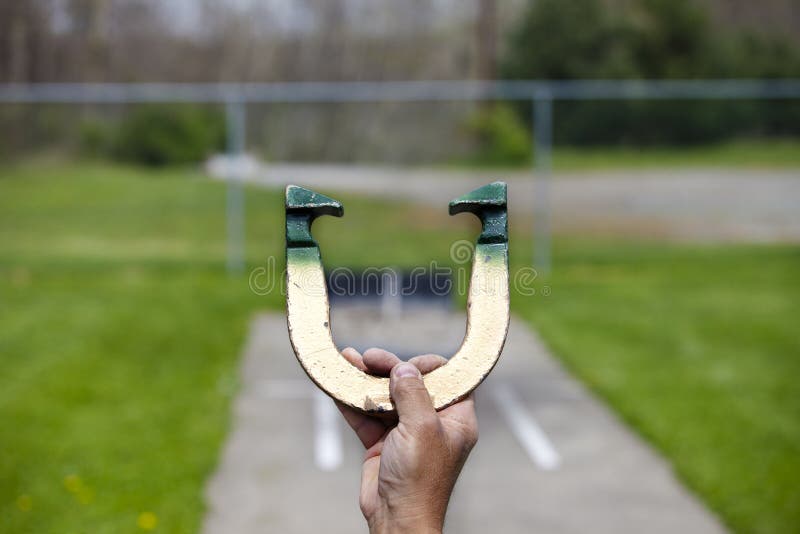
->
408 353 448 374
390 362 437 430
341 347 368 372
336 401 388 449
362 348 402 377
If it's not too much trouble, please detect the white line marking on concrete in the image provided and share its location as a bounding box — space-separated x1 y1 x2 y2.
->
259 380 343 471
259 379 314 399
313 389 343 472
491 383 561 471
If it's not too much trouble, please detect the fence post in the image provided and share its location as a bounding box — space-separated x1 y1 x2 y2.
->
225 100 246 275
532 94 553 274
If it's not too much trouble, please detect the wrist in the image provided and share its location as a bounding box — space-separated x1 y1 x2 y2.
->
369 519 442 534
368 506 444 534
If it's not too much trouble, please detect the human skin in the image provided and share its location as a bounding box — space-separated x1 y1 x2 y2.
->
337 347 479 534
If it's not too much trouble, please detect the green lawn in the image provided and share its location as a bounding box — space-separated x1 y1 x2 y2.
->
517 241 800 534
1 161 798 533
0 164 279 533
453 139 800 171
0 161 467 533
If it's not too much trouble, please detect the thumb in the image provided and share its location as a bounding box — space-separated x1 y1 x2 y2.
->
390 362 436 429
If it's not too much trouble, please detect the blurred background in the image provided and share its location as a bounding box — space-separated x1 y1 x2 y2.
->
1 1 798 533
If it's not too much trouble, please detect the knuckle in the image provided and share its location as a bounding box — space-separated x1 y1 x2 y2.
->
396 380 432 404
417 414 440 435
395 375 421 391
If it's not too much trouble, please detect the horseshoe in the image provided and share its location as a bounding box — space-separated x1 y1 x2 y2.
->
285 182 509 415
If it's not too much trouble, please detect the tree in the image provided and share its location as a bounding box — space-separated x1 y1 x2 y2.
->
501 0 800 145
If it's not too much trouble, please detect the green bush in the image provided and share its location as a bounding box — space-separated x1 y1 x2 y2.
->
79 119 115 158
112 105 225 167
465 104 532 166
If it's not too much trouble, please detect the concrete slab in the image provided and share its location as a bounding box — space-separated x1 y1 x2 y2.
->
201 309 727 534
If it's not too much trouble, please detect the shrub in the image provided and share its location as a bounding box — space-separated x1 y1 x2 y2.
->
112 105 225 167
79 119 115 158
465 104 532 166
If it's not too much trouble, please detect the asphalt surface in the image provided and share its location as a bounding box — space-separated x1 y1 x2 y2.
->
201 307 727 534
208 159 800 242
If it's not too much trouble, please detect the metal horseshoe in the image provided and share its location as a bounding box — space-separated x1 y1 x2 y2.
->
285 182 509 415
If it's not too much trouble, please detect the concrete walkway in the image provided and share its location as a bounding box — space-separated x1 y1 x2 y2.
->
207 159 800 242
201 307 727 534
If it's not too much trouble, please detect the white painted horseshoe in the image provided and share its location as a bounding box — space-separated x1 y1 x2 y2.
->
285 182 509 415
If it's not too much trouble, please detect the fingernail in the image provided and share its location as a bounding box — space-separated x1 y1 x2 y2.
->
394 362 420 379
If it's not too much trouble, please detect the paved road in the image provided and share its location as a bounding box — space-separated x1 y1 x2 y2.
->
201 307 727 534
208 160 800 241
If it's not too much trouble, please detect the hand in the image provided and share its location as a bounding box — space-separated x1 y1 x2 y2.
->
338 347 479 534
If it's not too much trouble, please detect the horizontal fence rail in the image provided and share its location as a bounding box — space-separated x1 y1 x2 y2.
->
4 79 799 274
1 79 800 104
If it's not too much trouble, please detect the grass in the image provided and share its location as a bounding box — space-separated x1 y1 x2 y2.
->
451 138 800 171
515 241 800 534
1 160 798 533
0 163 279 533
0 160 467 533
